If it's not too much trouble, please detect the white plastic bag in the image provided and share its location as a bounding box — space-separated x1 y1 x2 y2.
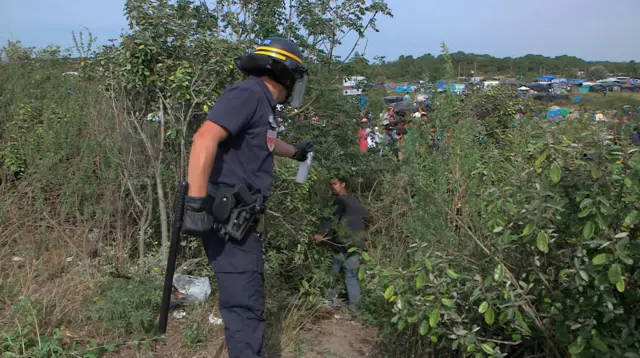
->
173 274 211 302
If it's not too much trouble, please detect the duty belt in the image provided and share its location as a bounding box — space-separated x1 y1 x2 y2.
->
207 183 266 240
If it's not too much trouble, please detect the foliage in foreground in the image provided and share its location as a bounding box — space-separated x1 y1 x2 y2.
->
358 95 640 357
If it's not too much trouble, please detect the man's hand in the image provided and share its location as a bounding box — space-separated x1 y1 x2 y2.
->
313 234 325 243
270 137 310 160
182 196 214 237
292 140 313 162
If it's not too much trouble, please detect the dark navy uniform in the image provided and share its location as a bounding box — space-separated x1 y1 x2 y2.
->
207 76 279 197
202 76 278 358
182 37 311 358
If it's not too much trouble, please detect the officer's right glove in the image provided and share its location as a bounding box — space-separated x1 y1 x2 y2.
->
292 140 313 162
182 196 214 237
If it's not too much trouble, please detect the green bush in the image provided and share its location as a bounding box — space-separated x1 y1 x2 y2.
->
0 298 119 357
88 278 162 336
360 91 640 357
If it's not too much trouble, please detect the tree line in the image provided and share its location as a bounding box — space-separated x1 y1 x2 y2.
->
348 50 639 82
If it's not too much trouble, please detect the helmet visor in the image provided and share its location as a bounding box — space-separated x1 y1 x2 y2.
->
288 72 308 109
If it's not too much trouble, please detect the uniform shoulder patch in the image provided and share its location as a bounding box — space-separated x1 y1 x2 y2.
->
266 129 278 152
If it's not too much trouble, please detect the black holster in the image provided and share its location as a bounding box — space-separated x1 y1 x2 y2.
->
208 184 266 240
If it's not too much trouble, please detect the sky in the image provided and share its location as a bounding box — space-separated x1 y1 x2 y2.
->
1 0 639 62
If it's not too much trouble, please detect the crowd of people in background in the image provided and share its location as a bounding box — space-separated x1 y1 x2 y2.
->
356 101 444 161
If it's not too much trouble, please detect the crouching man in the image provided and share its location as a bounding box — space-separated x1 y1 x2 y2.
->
313 177 371 313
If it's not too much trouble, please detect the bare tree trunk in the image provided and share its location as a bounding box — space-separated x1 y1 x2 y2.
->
157 101 169 249
180 124 186 183
139 178 153 261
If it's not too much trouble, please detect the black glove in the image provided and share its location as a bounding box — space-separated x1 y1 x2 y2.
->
292 140 313 162
182 196 214 237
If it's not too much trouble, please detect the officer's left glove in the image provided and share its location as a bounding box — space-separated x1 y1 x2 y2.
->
292 140 313 162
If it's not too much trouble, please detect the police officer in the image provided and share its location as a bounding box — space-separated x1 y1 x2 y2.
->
182 37 313 358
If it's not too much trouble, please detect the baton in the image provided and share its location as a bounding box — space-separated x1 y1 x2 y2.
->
157 181 188 334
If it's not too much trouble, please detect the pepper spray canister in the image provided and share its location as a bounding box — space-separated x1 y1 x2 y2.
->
295 152 313 184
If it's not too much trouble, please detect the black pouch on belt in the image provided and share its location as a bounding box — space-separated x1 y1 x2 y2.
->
209 184 266 240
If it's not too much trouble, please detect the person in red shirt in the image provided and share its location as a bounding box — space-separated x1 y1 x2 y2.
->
357 117 370 153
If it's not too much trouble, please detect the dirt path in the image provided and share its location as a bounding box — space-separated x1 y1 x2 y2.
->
107 310 380 358
298 314 380 358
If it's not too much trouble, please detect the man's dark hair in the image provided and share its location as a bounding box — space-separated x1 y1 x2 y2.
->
395 127 407 135
331 176 348 189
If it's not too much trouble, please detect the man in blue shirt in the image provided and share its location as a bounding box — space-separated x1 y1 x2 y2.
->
359 88 368 109
182 37 313 358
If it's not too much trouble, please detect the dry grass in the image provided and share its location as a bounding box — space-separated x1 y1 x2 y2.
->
0 191 324 357
97 293 322 358
0 179 114 357
1 203 97 333
264 291 319 357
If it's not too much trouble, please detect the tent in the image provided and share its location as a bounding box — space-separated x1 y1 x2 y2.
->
546 106 571 120
451 84 466 93
578 86 590 93
395 85 414 92
528 82 551 93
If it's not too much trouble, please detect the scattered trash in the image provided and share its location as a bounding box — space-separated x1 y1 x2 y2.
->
208 314 223 325
173 274 211 302
66 257 73 262
172 310 187 319
12 256 24 262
